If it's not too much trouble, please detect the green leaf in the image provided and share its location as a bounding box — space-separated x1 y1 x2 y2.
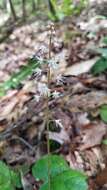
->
0 161 13 190
100 105 107 123
0 85 5 97
102 139 107 145
48 0 87 21
10 170 21 188
32 155 69 181
48 0 59 21
0 180 14 190
102 36 107 44
0 161 14 190
0 57 40 97
40 169 88 190
91 57 107 75
4 58 40 90
96 48 107 58
0 161 11 180
0 161 21 190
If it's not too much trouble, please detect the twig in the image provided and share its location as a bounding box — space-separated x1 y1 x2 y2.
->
12 135 34 151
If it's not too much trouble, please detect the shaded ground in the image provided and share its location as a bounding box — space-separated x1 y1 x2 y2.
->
0 15 107 190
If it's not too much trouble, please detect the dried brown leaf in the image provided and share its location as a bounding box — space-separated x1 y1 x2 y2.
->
78 123 106 150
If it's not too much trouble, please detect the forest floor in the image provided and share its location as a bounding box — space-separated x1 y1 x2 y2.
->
0 15 107 190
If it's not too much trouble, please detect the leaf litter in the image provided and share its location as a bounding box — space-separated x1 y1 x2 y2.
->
1 14 107 190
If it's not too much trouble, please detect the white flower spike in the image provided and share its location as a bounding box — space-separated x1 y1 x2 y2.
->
38 83 50 97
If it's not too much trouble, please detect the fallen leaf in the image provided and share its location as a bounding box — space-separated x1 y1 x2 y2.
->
48 109 72 144
95 166 107 187
65 58 99 76
49 129 70 144
78 122 106 150
66 91 107 111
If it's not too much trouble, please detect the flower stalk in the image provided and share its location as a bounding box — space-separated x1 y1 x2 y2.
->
45 23 53 190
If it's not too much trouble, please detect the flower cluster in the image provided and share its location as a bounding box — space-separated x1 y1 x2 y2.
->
48 59 59 70
33 22 64 114
47 21 56 36
38 82 50 97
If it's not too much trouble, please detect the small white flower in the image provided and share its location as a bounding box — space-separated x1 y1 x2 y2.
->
48 59 59 70
52 91 60 99
34 95 40 102
40 45 48 54
56 74 65 85
87 32 96 39
55 119 63 128
36 56 44 64
34 68 42 77
38 83 50 97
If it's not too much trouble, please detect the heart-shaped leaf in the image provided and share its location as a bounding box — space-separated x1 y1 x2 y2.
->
32 155 69 181
40 169 88 190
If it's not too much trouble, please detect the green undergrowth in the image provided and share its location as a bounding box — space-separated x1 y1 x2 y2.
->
0 155 88 190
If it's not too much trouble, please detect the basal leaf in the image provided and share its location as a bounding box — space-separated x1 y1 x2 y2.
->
0 161 21 190
0 161 11 183
32 155 69 181
100 105 107 123
0 161 13 190
0 180 14 190
10 170 21 188
91 57 107 75
40 169 88 190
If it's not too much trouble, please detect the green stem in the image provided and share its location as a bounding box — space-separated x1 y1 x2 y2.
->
46 119 51 190
46 31 52 190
